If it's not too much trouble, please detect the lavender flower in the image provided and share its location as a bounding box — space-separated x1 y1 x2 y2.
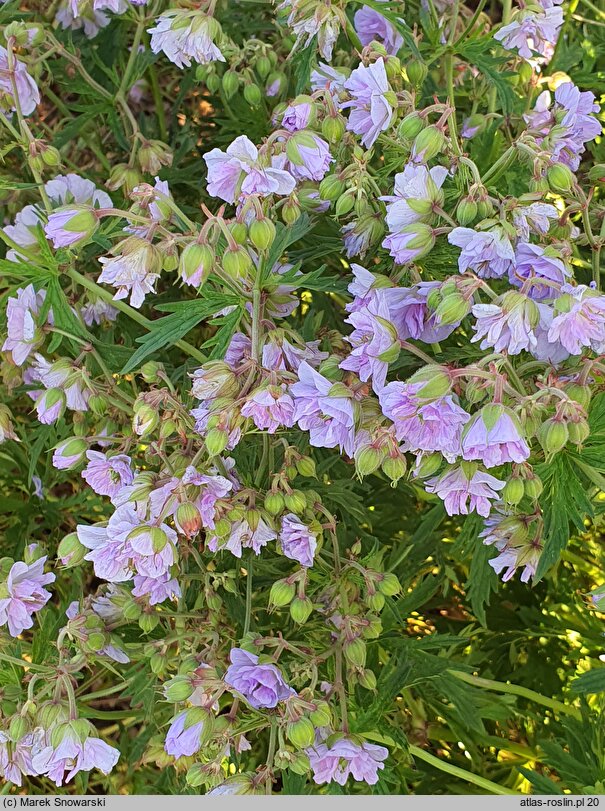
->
425 463 505 517
306 733 389 786
31 728 120 787
98 238 162 309
291 361 356 456
481 513 541 583
148 10 225 68
511 202 558 241
0 46 40 116
280 514 317 567
0 731 35 786
52 438 88 470
548 285 605 354
224 648 295 708
509 243 570 299
0 556 55 637
240 385 295 433
132 572 181 605
382 163 448 232
448 226 515 279
2 285 47 366
471 292 540 355
339 296 398 392
207 517 276 558
354 5 403 54
280 100 313 132
164 711 207 758
343 59 394 148
379 382 469 461
44 206 98 248
81 451 134 499
462 405 530 468
285 131 333 181
494 6 563 61
278 0 342 60
81 299 118 326
204 135 296 203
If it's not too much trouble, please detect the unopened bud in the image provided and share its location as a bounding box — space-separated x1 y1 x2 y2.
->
290 596 313 624
270 579 296 607
286 718 315 749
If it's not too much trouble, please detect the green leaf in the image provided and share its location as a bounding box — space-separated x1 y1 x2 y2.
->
570 668 605 695
517 766 564 795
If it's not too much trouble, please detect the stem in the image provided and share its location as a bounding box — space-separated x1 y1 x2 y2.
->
243 554 254 636
118 8 146 98
408 745 521 795
482 145 516 186
265 718 278 795
449 670 582 719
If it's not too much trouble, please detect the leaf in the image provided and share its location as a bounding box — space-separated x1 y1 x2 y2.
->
570 668 605 695
263 214 315 280
292 44 316 96
457 40 517 114
517 766 564 795
201 306 244 361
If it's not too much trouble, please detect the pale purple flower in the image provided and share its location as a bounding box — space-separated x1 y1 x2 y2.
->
262 336 327 372
0 731 35 786
31 730 119 787
55 0 112 37
165 712 206 758
207 517 276 558
548 285 605 355
81 299 118 326
52 439 87 470
354 5 403 54
426 464 505 517
286 132 333 181
511 202 558 241
281 102 313 132
471 294 540 355
510 242 569 299
532 303 570 364
382 224 433 265
480 513 541 583
224 648 295 708
340 296 397 392
382 163 448 231
81 451 134 499
524 83 601 171
98 241 161 309
388 282 459 343
28 354 90 412
306 733 389 786
343 59 394 148
2 285 47 366
378 382 469 461
241 385 295 433
291 361 356 456
132 572 181 605
494 6 563 61
460 117 482 139
0 46 40 116
448 227 515 279
278 0 341 60
148 10 225 68
310 63 349 98
0 556 55 637
204 135 296 203
462 406 530 468
181 465 234 530
342 215 382 259
34 389 65 425
225 332 252 368
280 514 317 568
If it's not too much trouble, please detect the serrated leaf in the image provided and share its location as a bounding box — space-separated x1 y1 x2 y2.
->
570 668 605 695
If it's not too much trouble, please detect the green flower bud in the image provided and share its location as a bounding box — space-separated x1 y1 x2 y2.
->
524 475 543 500
270 579 296 607
538 418 569 456
412 125 445 161
358 668 377 690
256 56 272 79
57 532 86 567
86 632 107 652
287 718 315 749
382 455 407 485
206 72 221 93
175 501 202 538
133 403 159 437
205 427 230 457
502 478 525 506
223 246 252 277
588 164 605 185
296 456 317 478
140 612 160 634
408 365 451 398
434 292 469 325
568 420 590 445
123 598 142 621
284 490 306 514
290 596 313 624
367 591 385 612
282 199 302 225
309 702 332 727
344 638 367 668
9 715 29 741
355 446 383 478
456 197 478 226
150 652 166 674
547 163 574 193
265 491 285 516
244 83 262 106
398 111 425 140
222 69 240 98
406 59 428 86
414 452 442 478
164 676 194 703
334 190 356 217
565 383 591 409
249 218 276 251
179 242 214 287
319 174 345 201
378 572 401 596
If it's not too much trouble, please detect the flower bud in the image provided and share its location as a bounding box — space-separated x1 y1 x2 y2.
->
175 502 202 538
588 164 605 185
223 245 252 277
290 596 313 624
284 490 306 514
565 383 591 410
547 163 574 193
164 675 194 703
456 197 478 226
270 579 296 607
406 59 428 86
205 427 229 456
106 163 142 194
282 198 302 224
256 55 272 79
367 591 385 611
244 83 262 106
382 455 407 484
286 718 315 749
265 491 285 516
358 669 377 690
296 456 317 478
434 292 470 325
538 418 568 456
355 446 383 477
140 613 160 634
230 222 248 244
322 113 346 143
133 403 159 437
319 174 345 201
138 140 173 175
53 437 87 470
123 599 142 621
398 111 425 140
180 242 214 287
414 452 442 478
58 532 87 567
378 572 401 596
524 474 543 500
222 69 240 98
502 477 525 506
412 125 445 162
344 638 367 668
334 190 356 217
567 420 590 445
249 218 276 252
408 365 451 398
309 702 332 727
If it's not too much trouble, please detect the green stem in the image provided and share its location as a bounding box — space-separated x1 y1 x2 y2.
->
444 51 461 157
449 670 582 720
243 554 254 636
265 718 278 795
482 145 516 186
408 745 521 795
0 652 52 672
118 8 146 98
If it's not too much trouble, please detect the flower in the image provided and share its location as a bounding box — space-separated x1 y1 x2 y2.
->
44 205 98 248
81 299 118 326
224 648 294 708
132 572 181 605
306 733 388 786
511 202 558 241
98 238 162 309
382 222 435 265
55 0 116 37
291 361 356 456
164 711 207 758
354 5 403 54
2 285 47 366
382 163 448 232
31 729 119 787
28 354 90 413
240 385 295 433
509 243 570 299
480 513 541 582
0 556 55 637
207 517 276 558
448 227 515 279
425 463 505 517
81 451 134 500
471 292 540 355
0 731 35 786
339 296 398 392
547 285 605 355
285 131 333 181
462 405 530 468
280 514 317 567
280 100 313 132
278 0 342 60
378 382 469 461
204 135 296 203
343 59 394 148
52 438 88 470
0 46 40 116
494 6 563 61
148 10 225 68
